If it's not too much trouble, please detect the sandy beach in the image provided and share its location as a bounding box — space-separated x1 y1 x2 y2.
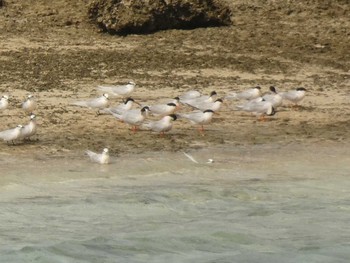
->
0 0 349 158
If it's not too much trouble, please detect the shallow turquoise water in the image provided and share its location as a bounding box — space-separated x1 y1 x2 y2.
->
0 143 349 262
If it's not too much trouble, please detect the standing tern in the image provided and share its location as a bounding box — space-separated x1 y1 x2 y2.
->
236 99 275 120
226 86 261 100
86 148 110 164
72 93 109 113
262 86 283 108
20 114 37 140
111 106 150 132
280 87 307 107
0 125 24 144
149 102 177 117
185 98 224 112
178 109 215 132
101 97 138 115
22 94 37 114
178 90 201 101
142 114 177 136
97 81 136 97
0 95 9 111
180 91 217 105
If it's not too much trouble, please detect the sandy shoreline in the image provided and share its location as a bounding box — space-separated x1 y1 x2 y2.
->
0 1 349 157
1 140 349 184
0 83 349 157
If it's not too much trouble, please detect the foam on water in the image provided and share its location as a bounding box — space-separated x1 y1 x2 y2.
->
0 143 349 262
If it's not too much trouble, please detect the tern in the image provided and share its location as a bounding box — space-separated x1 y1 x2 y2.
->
262 86 283 108
149 102 177 117
178 90 201 101
142 114 177 136
0 95 9 111
101 97 138 115
280 87 307 107
97 81 136 97
226 86 261 100
178 109 215 132
180 91 217 105
185 98 223 112
236 99 275 120
20 114 37 140
72 93 109 113
86 148 110 164
22 95 37 114
0 125 24 144
111 106 150 132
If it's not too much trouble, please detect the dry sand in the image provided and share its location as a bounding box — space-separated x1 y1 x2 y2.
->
0 0 349 158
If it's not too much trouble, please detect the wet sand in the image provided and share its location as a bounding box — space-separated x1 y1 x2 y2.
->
1 140 349 184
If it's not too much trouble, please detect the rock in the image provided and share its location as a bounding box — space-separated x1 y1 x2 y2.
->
88 0 232 35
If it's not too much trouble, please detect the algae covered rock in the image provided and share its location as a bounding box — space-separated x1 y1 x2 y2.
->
88 0 232 35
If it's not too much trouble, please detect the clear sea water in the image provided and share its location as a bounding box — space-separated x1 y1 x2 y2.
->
0 142 349 263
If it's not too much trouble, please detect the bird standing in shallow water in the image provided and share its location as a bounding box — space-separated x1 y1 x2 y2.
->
86 148 110 164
